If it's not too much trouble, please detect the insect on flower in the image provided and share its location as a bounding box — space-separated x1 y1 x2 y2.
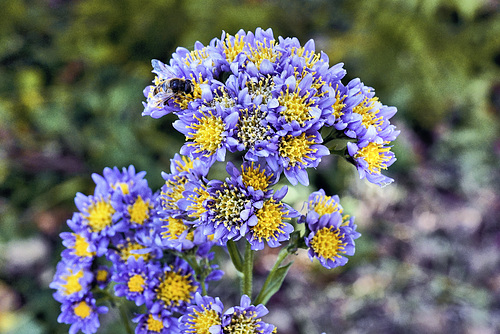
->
149 59 194 108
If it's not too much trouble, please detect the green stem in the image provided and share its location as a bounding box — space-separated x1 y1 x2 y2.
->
254 247 289 305
227 240 243 272
118 302 134 334
241 240 254 298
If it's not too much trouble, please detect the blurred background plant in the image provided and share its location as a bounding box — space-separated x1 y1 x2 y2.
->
1 0 499 333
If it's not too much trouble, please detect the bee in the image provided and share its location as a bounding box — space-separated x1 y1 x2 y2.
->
149 59 194 108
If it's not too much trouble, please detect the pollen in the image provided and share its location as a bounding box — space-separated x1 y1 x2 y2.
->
85 198 115 233
213 185 250 228
162 175 188 211
279 133 317 167
186 185 210 220
118 241 150 262
223 33 246 63
279 88 314 126
146 314 164 332
241 162 272 192
355 142 392 174
62 269 84 296
173 155 195 174
237 107 270 149
224 312 259 334
128 196 151 225
246 38 280 70
183 47 210 67
161 217 194 241
186 305 222 334
332 85 347 119
127 274 146 293
74 301 91 319
187 110 225 156
73 234 95 258
353 96 383 130
96 269 108 283
253 199 289 242
112 182 130 194
309 195 342 217
156 269 196 307
291 47 322 68
311 227 345 260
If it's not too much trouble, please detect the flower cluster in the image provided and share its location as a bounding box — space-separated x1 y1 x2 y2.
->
143 27 399 187
52 28 399 334
51 166 223 334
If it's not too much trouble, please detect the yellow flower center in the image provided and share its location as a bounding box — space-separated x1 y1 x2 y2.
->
253 199 289 242
119 242 149 262
354 142 392 174
62 269 84 296
186 185 210 220
96 269 108 283
186 305 222 334
128 196 151 225
245 38 280 70
290 47 322 69
146 314 164 333
73 234 95 258
309 195 342 217
223 33 246 63
74 301 91 319
241 162 272 192
279 88 313 126
183 47 210 67
353 96 383 130
214 186 249 228
173 155 195 173
332 86 347 119
224 312 259 334
279 133 317 167
187 110 225 156
112 182 130 194
156 269 197 307
161 217 194 241
128 274 146 293
85 199 115 233
311 227 345 260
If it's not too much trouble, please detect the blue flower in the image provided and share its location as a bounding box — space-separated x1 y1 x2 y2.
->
112 257 160 307
57 294 108 334
133 308 180 334
179 293 224 334
152 258 201 313
300 189 360 269
173 105 239 167
50 260 93 304
221 295 275 334
347 140 397 187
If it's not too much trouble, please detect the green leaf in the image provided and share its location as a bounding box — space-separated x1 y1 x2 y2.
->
254 261 293 305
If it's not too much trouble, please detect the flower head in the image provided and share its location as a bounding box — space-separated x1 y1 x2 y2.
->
300 189 360 269
133 309 180 334
153 258 200 313
221 295 275 334
179 293 224 334
50 260 93 303
113 257 160 307
347 140 397 187
57 294 108 334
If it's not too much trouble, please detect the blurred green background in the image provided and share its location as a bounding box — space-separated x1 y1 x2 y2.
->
1 0 499 333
